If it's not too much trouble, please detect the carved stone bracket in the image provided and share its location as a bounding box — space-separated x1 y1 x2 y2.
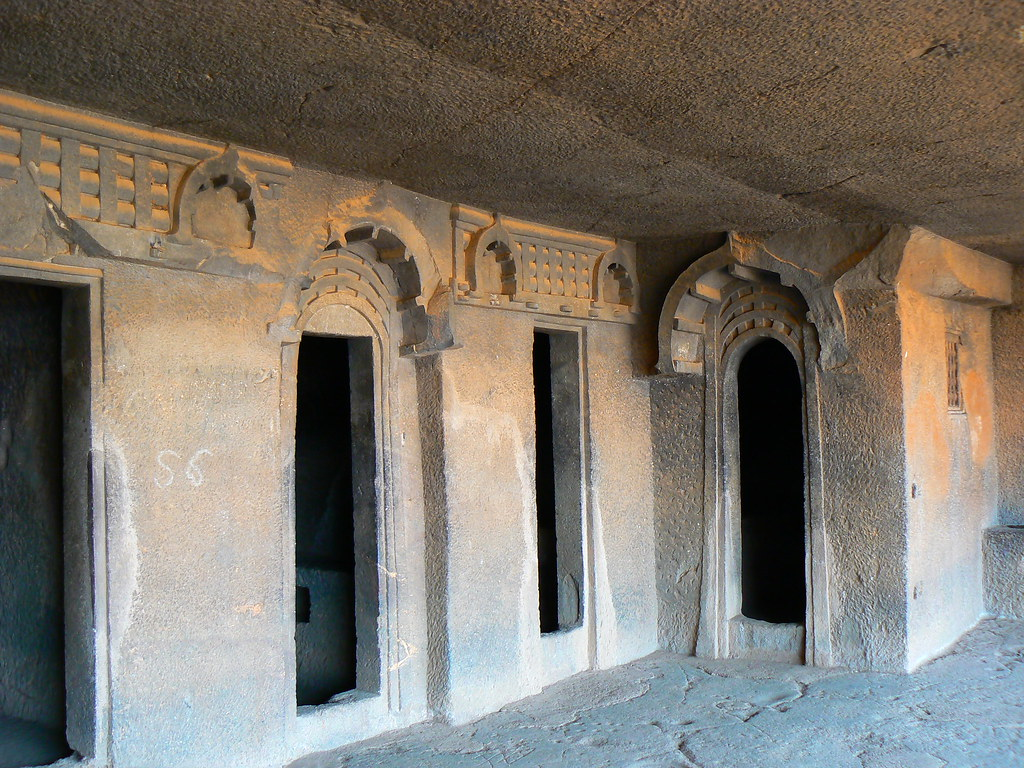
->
451 204 639 323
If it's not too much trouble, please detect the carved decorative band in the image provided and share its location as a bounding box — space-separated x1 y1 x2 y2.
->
0 90 291 238
451 204 639 324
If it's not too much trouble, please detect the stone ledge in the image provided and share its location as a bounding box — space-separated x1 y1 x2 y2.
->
984 525 1024 620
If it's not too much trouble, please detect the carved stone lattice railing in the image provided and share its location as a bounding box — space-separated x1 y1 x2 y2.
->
0 89 291 240
451 205 639 323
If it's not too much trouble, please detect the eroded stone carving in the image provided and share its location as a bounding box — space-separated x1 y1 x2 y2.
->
276 187 455 354
170 148 256 247
0 88 290 242
0 163 112 259
452 205 639 323
598 261 634 308
272 220 453 357
657 228 898 374
659 252 809 375
466 216 516 297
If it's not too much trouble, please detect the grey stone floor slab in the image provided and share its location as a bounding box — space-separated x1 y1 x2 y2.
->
289 619 1024 768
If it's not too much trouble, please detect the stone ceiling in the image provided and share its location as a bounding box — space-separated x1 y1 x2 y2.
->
2 1 1023 260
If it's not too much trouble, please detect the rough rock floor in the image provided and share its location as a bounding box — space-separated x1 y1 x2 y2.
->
290 619 1024 768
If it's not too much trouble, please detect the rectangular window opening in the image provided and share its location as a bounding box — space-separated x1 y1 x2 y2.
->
946 331 964 414
533 329 584 635
294 334 379 707
0 279 76 768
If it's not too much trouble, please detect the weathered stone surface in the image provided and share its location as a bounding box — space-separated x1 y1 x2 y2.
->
1 2 1023 259
993 267 1024 526
0 87 1019 768
896 232 1008 668
984 526 1024 620
289 619 1024 768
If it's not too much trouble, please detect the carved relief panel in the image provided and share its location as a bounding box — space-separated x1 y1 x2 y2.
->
0 89 290 247
451 205 639 323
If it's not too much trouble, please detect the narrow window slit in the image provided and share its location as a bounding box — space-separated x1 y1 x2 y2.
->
946 331 964 413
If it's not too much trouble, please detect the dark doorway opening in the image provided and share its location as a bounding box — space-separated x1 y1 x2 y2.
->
0 280 74 768
535 332 558 633
737 338 806 624
534 330 584 635
294 334 379 706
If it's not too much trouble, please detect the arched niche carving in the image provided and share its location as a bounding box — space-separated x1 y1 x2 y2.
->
466 217 517 297
657 244 823 376
338 225 423 303
170 147 256 248
600 262 634 308
295 245 394 346
473 240 516 296
278 222 451 357
591 247 639 315
321 191 453 354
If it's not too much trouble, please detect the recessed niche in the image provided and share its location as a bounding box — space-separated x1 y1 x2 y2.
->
534 329 584 634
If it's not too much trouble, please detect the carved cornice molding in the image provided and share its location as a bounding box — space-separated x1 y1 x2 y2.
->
451 204 639 324
0 89 291 244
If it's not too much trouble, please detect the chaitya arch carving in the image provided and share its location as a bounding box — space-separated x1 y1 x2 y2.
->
655 242 833 668
170 147 257 248
465 215 517 298
597 260 634 308
475 239 516 296
295 226 420 355
271 216 453 357
295 189 455 355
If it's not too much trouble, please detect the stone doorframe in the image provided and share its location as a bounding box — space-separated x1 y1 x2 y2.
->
274 222 438 754
0 255 109 762
657 249 833 666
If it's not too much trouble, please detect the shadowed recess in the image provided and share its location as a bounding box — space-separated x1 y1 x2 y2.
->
295 334 380 706
737 338 806 625
0 280 72 768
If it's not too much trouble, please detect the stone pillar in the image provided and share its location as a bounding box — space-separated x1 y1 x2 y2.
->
818 232 911 671
896 230 1009 667
993 266 1024 526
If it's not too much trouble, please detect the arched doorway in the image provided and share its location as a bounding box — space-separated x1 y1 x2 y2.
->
736 339 806 625
655 251 831 666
